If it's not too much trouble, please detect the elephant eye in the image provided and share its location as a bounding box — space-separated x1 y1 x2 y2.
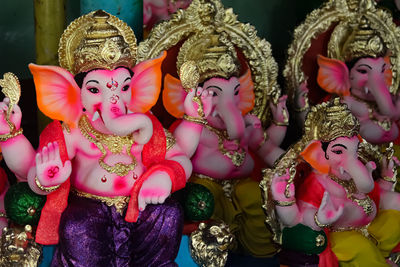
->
212 91 218 97
234 90 239 95
88 87 99 94
332 150 343 155
122 85 130 91
356 69 367 74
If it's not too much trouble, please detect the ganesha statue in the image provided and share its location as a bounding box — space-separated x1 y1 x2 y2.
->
261 98 400 266
0 10 192 266
138 0 287 260
284 0 400 146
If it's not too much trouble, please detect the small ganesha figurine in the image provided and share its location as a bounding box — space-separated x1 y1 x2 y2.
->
261 98 400 266
0 10 192 266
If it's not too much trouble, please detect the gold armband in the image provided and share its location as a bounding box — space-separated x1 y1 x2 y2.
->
0 128 23 142
272 120 289 127
382 176 396 183
273 199 296 207
293 104 309 112
35 176 61 193
0 212 7 218
183 114 208 125
314 212 330 228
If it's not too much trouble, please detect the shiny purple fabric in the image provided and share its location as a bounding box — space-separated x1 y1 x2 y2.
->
51 194 183 267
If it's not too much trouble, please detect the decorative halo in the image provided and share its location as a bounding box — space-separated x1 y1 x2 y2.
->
58 10 137 74
138 0 280 125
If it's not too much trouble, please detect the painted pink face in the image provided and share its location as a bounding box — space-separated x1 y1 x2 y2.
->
203 77 240 127
325 135 359 179
349 57 388 101
80 68 132 121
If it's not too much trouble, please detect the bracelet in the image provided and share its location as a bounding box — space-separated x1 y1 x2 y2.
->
0 212 6 218
35 176 61 193
183 114 208 125
314 212 330 228
272 120 289 127
382 176 396 183
273 199 296 207
293 105 309 112
0 128 23 142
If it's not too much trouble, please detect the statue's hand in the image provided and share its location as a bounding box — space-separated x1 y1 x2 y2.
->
138 170 172 211
0 97 22 135
183 87 212 118
36 142 71 187
271 168 295 202
294 81 309 111
269 95 289 125
316 191 344 226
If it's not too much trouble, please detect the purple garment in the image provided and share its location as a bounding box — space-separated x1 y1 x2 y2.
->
51 193 183 267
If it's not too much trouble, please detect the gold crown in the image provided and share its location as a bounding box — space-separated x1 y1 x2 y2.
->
58 10 137 75
341 16 386 62
177 32 239 86
304 98 360 142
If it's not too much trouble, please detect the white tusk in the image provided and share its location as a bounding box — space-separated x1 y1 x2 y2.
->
364 87 369 94
92 111 100 121
339 166 344 175
212 110 218 117
127 109 134 114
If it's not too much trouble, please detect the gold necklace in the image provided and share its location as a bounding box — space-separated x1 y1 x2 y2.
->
203 124 246 167
78 115 137 177
329 175 374 216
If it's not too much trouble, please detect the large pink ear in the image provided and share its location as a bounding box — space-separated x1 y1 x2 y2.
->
300 140 330 174
29 64 82 128
238 69 255 115
128 51 167 113
317 55 351 96
162 74 187 118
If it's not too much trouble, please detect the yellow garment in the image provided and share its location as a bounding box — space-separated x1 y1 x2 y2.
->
330 209 400 266
190 175 277 257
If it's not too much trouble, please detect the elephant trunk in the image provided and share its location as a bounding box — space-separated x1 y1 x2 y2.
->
368 73 397 118
217 99 245 140
345 159 375 194
101 102 153 144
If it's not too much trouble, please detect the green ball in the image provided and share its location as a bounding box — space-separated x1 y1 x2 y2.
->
4 182 46 225
183 182 214 221
282 224 327 255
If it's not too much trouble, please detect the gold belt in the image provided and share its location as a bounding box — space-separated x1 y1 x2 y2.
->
71 188 130 216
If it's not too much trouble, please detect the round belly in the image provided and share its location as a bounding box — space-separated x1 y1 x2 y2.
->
192 146 254 179
332 197 377 229
71 157 144 197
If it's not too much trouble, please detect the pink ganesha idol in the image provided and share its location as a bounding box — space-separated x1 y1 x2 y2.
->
0 10 192 266
162 32 289 258
316 15 400 145
262 98 400 266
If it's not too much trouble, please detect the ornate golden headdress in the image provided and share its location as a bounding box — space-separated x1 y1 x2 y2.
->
58 10 137 75
177 33 239 86
304 98 359 142
339 16 386 62
138 0 280 125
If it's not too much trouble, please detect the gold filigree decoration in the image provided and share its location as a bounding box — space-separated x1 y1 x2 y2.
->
177 32 239 84
179 61 200 91
58 10 137 75
284 0 400 106
0 225 42 267
164 128 176 150
203 124 246 167
0 72 21 136
72 188 129 215
138 0 280 126
78 115 137 177
190 220 235 267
